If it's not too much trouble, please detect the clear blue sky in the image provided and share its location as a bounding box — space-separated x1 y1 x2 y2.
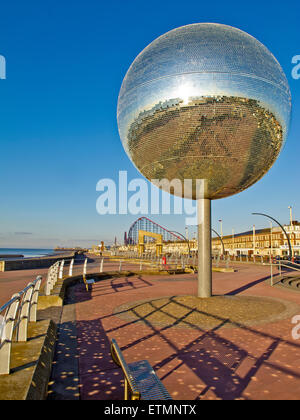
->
0 0 299 248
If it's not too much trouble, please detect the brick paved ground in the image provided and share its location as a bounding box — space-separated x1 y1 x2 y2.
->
2 257 300 400
72 263 300 400
0 256 138 306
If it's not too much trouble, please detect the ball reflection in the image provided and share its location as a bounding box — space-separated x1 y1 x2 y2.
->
117 23 291 199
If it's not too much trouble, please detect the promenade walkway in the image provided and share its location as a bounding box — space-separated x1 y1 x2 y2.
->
48 263 300 400
0 256 137 306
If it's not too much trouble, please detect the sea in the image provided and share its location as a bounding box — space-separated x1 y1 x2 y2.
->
0 248 54 260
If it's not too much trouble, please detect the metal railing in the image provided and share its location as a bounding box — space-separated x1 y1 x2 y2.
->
270 260 300 287
0 275 42 375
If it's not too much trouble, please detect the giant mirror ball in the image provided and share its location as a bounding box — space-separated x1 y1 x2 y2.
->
117 23 291 200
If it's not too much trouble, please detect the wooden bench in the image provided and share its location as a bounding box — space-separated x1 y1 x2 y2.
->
110 338 172 400
83 275 95 291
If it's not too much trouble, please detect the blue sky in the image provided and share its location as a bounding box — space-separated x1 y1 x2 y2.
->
0 0 299 248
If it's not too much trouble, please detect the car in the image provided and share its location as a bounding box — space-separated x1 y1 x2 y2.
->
293 256 300 264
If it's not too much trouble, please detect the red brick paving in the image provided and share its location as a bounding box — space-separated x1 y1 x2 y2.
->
0 256 134 307
2 258 300 400
73 264 300 400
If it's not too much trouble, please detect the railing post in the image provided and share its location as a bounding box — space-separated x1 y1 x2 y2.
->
0 294 20 375
29 276 42 323
83 258 87 276
69 259 74 277
45 265 53 296
59 259 65 280
16 283 34 342
0 293 20 375
54 261 59 285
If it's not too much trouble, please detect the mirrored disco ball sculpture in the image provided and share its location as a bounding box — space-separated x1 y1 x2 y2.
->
117 23 291 200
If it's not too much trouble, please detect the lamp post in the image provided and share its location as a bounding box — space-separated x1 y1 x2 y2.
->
252 212 293 259
212 229 226 256
218 219 223 256
219 220 223 239
270 221 273 260
170 230 191 257
288 206 294 255
288 206 293 227
253 225 256 257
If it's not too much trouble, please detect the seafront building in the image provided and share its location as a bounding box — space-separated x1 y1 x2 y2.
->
211 221 300 257
107 221 300 258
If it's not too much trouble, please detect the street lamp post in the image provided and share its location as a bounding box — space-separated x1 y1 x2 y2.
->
288 206 293 227
253 225 256 257
218 219 223 255
288 206 294 255
252 212 293 259
170 230 191 256
212 229 226 256
270 221 273 261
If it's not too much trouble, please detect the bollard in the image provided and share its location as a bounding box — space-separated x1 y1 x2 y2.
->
100 258 104 273
119 260 122 272
140 261 142 271
69 259 74 277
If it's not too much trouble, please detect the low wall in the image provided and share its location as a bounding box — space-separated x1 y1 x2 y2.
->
0 252 77 272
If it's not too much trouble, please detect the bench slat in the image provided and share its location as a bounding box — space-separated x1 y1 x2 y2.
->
111 339 172 400
128 360 172 400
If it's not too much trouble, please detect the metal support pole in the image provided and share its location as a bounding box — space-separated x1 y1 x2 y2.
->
197 198 212 298
270 261 273 286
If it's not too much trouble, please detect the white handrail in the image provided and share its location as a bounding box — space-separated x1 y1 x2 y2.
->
69 259 74 277
83 258 88 276
58 259 65 280
0 275 42 374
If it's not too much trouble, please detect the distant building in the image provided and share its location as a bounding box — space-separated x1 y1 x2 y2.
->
212 221 300 257
117 221 300 257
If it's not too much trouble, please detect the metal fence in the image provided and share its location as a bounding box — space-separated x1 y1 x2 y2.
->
0 275 42 375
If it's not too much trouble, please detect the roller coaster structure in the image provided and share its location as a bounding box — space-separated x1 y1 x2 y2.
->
126 217 182 245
